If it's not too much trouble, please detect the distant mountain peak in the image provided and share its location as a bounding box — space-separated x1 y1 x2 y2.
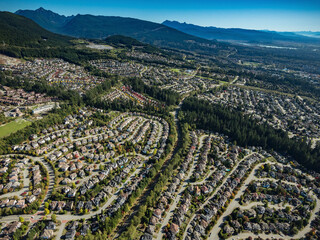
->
16 7 75 33
0 11 72 47
16 7 49 14
36 7 46 11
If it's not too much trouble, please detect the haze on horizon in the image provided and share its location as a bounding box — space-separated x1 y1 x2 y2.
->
1 0 320 32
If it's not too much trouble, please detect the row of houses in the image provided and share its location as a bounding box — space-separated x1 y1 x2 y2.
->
0 86 54 106
194 135 213 180
0 158 25 193
3 59 104 94
142 131 198 240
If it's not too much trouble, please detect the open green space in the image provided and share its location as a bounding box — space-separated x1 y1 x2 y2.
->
0 118 32 138
242 61 260 67
219 80 229 85
171 68 181 73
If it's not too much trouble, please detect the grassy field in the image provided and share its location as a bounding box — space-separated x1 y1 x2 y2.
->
0 118 31 138
219 80 230 85
171 68 181 73
242 61 260 67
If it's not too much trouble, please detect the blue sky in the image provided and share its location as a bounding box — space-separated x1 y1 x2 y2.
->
1 0 320 31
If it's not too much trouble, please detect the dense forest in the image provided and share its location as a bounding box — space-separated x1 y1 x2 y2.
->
0 12 116 65
0 45 115 65
0 12 71 47
180 97 320 172
83 74 180 112
124 77 180 105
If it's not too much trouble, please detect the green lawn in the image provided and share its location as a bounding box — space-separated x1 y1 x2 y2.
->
242 61 260 67
171 68 181 73
219 80 229 85
0 118 31 138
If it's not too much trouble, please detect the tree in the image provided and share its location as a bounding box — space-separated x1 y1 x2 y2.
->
99 164 104 171
285 206 291 213
51 214 56 222
19 216 24 223
44 208 50 215
291 227 299 235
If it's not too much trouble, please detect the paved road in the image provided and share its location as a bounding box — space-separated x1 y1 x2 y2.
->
231 76 239 84
37 156 55 211
240 202 291 211
190 169 215 186
55 221 66 240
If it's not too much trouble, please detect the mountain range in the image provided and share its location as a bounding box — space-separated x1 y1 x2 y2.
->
2 7 320 69
15 7 74 33
15 7 226 54
0 11 71 47
15 8 320 48
162 20 320 46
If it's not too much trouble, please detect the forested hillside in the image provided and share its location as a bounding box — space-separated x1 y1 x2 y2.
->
0 11 71 47
16 8 233 55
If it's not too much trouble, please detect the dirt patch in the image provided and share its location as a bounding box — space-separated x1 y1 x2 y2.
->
0 54 22 65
